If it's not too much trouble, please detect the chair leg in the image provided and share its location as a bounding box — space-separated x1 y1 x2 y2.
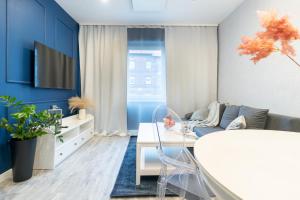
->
157 164 168 200
157 177 167 200
178 174 188 199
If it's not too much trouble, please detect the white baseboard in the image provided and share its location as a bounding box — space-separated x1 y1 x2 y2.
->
97 131 130 137
128 130 138 136
0 169 12 182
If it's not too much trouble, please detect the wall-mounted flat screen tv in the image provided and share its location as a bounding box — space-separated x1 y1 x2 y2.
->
34 41 75 90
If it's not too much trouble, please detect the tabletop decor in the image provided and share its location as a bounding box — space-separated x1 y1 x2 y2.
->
68 96 93 120
238 10 300 67
163 115 176 129
0 96 62 182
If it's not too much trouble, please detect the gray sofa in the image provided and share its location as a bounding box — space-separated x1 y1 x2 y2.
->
192 111 300 138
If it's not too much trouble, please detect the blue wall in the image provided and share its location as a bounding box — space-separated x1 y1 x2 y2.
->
0 0 80 174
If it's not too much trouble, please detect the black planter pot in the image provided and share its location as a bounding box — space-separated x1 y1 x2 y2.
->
10 137 37 182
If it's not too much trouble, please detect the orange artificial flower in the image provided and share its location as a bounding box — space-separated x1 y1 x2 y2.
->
163 115 175 129
257 10 300 42
239 36 276 63
238 10 300 66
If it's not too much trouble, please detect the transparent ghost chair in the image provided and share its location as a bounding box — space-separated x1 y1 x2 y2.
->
152 104 213 200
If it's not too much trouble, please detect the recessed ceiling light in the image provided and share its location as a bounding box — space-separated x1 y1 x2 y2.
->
101 0 109 3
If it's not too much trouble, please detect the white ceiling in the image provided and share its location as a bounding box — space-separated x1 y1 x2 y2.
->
55 0 245 25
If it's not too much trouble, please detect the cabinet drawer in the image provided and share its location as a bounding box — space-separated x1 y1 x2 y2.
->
55 137 80 166
78 128 94 145
55 129 94 166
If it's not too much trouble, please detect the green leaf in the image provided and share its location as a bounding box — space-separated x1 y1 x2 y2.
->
0 96 64 141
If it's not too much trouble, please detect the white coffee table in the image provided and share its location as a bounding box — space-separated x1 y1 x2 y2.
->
136 123 197 185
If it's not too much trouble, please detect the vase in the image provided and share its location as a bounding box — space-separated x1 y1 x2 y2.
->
78 109 86 120
10 137 37 182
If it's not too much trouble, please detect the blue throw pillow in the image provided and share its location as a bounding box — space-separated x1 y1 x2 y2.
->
220 105 240 129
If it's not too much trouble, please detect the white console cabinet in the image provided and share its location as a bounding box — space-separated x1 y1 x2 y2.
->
34 114 95 169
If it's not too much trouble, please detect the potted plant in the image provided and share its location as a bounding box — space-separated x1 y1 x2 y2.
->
0 96 62 182
68 96 92 120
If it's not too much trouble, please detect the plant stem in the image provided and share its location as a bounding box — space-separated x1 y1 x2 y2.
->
275 46 300 68
286 55 300 67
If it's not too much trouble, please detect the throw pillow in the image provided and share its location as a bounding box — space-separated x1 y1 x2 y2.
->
184 112 193 120
190 108 208 121
218 103 226 125
226 115 247 130
220 105 240 129
238 106 269 129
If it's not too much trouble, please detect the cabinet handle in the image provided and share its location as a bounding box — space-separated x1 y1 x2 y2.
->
60 153 63 156
74 143 77 146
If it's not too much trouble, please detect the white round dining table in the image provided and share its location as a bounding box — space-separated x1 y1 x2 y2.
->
194 130 300 200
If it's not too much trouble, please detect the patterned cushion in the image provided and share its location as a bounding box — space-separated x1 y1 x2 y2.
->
226 115 247 130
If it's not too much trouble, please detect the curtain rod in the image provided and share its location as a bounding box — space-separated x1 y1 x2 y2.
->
80 24 219 27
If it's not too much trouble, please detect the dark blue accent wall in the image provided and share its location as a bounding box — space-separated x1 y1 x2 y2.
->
0 0 80 174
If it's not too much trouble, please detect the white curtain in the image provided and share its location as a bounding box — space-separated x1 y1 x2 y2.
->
165 26 218 117
79 25 127 135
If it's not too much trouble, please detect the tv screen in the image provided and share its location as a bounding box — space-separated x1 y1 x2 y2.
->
34 41 75 90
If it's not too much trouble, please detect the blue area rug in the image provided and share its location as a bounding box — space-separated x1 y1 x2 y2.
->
110 136 176 198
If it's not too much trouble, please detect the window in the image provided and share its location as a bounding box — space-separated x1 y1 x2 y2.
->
145 77 152 85
127 49 165 102
129 61 135 70
146 62 152 70
127 28 166 131
129 76 135 85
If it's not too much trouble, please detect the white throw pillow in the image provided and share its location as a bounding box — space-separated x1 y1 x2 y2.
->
226 115 247 130
190 108 208 121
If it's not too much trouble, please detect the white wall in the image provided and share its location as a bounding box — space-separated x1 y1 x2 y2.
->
218 0 300 117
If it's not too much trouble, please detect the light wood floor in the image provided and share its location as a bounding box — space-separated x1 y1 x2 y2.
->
0 136 178 200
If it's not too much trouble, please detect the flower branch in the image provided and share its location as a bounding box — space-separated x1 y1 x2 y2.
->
238 10 300 67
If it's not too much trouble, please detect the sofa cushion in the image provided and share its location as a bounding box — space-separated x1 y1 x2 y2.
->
194 126 225 137
190 108 208 121
226 115 247 130
239 106 269 129
266 113 300 132
218 103 226 125
220 105 240 129
184 112 193 120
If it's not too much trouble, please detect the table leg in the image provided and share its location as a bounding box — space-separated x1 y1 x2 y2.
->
136 143 141 185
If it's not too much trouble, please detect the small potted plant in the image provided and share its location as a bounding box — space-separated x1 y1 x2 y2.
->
68 96 92 120
0 96 62 182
